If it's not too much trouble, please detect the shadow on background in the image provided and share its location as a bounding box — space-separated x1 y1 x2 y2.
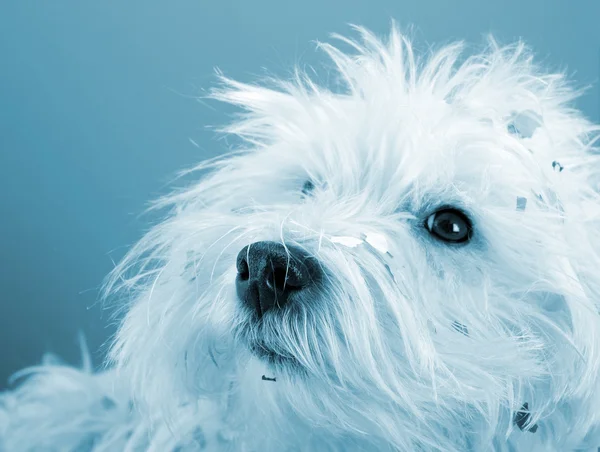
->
0 0 599 386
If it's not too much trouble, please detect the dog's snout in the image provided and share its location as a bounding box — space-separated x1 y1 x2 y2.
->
235 241 319 318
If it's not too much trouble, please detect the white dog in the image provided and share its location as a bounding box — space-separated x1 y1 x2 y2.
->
2 24 600 452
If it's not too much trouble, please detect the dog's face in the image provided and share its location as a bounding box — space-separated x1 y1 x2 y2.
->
107 27 600 449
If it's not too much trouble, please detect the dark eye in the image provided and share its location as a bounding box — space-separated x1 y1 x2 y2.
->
425 208 472 243
302 180 315 196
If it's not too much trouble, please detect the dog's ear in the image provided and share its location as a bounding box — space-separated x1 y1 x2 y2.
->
525 85 600 400
478 40 600 397
448 38 597 164
505 102 597 164
509 102 600 427
478 37 600 207
504 100 598 199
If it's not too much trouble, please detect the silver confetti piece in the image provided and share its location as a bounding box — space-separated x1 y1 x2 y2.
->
507 111 543 139
552 161 564 172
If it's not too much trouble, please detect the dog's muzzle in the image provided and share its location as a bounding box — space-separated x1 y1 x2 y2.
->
235 241 321 318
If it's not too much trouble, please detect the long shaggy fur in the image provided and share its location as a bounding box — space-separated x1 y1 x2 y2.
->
2 23 600 451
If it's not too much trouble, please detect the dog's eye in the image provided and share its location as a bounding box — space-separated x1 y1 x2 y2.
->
302 180 315 197
425 208 472 243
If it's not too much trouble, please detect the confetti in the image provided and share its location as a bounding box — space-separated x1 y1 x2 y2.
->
452 321 469 336
507 123 520 136
506 111 542 139
427 319 438 334
331 233 394 280
552 161 564 172
331 232 390 255
331 236 363 248
514 402 538 433
363 232 389 254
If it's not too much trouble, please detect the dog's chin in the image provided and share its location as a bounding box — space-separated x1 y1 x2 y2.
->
248 342 294 366
235 326 302 375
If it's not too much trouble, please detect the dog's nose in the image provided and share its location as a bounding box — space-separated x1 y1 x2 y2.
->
235 241 319 318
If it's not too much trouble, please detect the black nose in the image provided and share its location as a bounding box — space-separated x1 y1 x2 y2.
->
235 241 320 318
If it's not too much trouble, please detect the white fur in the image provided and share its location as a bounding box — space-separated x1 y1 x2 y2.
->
2 23 600 451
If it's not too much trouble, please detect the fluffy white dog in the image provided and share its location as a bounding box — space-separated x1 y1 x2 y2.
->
2 24 600 452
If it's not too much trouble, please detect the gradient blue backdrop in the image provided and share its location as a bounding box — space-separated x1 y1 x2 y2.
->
1 0 599 386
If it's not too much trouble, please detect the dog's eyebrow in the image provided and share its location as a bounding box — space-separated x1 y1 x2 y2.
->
262 375 277 382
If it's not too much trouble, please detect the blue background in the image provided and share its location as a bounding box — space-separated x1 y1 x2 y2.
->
1 0 599 386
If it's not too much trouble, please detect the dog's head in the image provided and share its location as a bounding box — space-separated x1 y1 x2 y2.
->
105 26 600 450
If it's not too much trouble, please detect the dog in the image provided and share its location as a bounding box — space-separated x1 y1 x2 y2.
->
2 23 600 452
